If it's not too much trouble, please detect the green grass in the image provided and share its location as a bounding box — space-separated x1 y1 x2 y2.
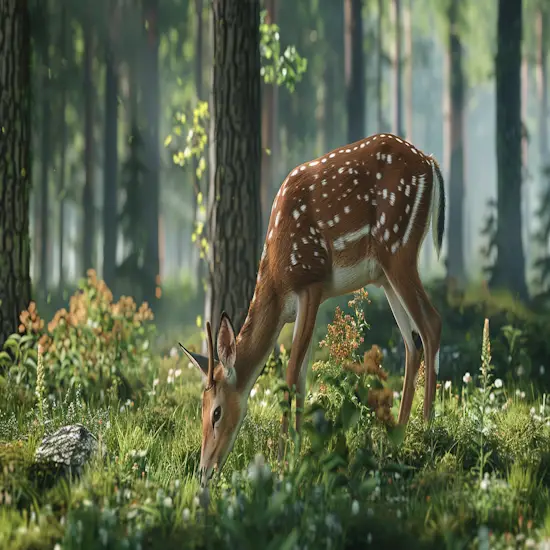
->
1 341 550 550
2 275 550 549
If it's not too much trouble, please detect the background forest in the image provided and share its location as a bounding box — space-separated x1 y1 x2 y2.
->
2 0 550 548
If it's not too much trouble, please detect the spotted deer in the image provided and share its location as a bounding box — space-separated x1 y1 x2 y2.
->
180 133 445 487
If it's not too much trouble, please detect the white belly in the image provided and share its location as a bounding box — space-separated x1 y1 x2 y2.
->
325 257 384 297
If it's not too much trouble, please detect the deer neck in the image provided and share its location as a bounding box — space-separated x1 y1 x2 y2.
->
234 272 285 396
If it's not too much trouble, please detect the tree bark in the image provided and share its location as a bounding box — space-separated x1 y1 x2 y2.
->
491 0 528 299
376 0 384 132
0 0 32 346
142 0 160 308
39 0 50 293
82 16 95 275
445 0 466 284
404 0 413 141
536 5 549 170
103 0 119 290
392 0 404 137
322 0 344 151
261 0 278 236
206 0 262 335
344 0 365 143
58 4 67 290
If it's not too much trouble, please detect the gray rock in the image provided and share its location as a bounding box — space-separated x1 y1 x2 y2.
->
34 424 98 475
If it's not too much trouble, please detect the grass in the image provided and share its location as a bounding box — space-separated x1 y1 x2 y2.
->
1 275 550 549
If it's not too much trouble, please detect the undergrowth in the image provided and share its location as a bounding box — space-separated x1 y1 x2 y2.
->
0 275 550 549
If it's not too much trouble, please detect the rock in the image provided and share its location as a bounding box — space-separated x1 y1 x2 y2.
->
33 424 99 479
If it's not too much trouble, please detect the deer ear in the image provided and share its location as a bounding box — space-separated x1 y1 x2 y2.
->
179 343 209 381
217 312 236 379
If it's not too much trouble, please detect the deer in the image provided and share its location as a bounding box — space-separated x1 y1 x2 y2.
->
180 132 445 488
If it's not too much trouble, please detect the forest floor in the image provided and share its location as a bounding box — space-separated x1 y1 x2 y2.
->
1 272 550 550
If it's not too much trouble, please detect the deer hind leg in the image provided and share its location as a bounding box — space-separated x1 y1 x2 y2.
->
383 282 423 425
382 267 442 423
278 283 322 461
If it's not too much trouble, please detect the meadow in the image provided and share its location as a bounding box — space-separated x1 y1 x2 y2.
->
1 271 550 549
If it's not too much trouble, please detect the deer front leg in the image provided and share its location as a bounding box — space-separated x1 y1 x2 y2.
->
278 284 322 461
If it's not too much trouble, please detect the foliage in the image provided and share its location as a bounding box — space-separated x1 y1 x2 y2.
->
259 10 308 93
0 270 155 403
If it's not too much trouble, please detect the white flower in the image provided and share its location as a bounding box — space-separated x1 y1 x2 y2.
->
367 533 373 544
285 482 292 494
463 372 472 384
540 366 545 375
521 391 526 399
227 505 234 519
351 500 359 515
530 407 536 416
260 400 267 407
516 365 525 377
170 347 178 358
393 391 400 400
187 361 194 369
182 508 190 521
480 478 489 491
494 378 503 388
250 388 257 398
489 393 495 402
174 479 180 489
163 496 173 508
153 378 159 387
265 389 271 396
444 380 452 390
175 369 182 378
167 376 174 384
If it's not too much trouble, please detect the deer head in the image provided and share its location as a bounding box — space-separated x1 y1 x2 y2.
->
179 312 247 487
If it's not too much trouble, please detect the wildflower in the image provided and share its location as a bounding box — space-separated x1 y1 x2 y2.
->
250 387 257 397
260 400 267 407
516 365 525 377
463 372 472 384
285 482 292 494
174 479 180 489
444 380 452 390
351 500 359 515
480 473 490 491
163 496 173 508
175 369 182 378
540 366 545 375
489 393 495 402
182 508 190 521
187 361 194 369
367 533 373 544
170 347 178 358
494 378 503 389
248 453 271 484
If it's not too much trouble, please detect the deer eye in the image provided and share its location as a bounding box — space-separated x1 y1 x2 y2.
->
212 405 222 425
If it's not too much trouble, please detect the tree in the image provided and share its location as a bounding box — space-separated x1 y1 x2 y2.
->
82 9 95 275
205 0 262 335
491 0 528 299
445 0 466 284
344 0 365 143
392 0 404 137
103 0 120 290
141 0 161 309
0 0 32 346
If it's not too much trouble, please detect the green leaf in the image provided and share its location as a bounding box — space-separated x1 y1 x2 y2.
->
386 423 406 448
340 399 360 431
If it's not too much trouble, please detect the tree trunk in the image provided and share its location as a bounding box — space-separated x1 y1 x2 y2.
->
82 17 95 275
39 0 50 294
404 0 413 140
103 0 119 290
261 0 278 235
0 0 32 346
142 0 160 308
445 0 466 284
344 0 365 143
322 1 344 151
206 0 262 335
491 0 528 299
536 5 548 171
392 0 404 137
376 0 384 132
58 4 68 290
521 57 530 264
